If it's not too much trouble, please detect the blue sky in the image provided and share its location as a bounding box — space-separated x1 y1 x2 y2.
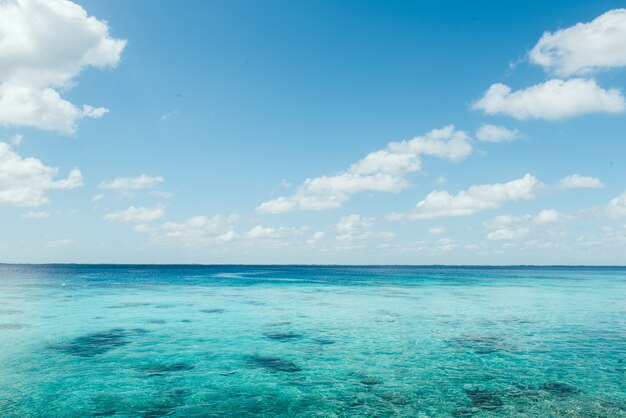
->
1 0 626 264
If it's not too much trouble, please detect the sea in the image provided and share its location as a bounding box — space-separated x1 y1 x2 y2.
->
0 264 624 417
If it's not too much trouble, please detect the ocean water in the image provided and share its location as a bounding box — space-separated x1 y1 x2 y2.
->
0 265 625 417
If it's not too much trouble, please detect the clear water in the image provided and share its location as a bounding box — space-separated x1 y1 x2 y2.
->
0 265 624 417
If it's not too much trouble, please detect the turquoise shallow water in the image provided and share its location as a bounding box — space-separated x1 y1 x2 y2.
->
0 265 625 417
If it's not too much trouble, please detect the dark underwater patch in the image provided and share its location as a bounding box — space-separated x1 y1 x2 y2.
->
378 391 410 405
146 319 167 324
0 323 23 330
140 363 195 376
541 382 579 396
200 308 226 314
313 337 335 345
464 388 503 410
0 309 22 315
107 302 151 309
263 331 303 341
247 355 302 372
360 377 383 386
450 334 512 354
50 328 146 357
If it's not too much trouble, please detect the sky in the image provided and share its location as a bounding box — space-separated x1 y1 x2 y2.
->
1 0 626 264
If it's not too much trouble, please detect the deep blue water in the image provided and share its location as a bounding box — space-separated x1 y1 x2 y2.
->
0 265 625 416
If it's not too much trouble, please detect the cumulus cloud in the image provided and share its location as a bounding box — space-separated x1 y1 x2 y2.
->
607 190 626 218
388 174 540 221
484 209 568 241
306 231 326 246
336 214 374 232
473 79 625 120
557 174 604 189
246 225 308 240
487 227 530 241
0 0 126 133
104 206 164 223
135 215 238 246
257 125 472 213
475 124 520 142
530 9 626 77
99 175 164 191
0 142 83 206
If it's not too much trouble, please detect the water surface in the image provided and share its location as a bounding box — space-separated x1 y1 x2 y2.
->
0 265 625 416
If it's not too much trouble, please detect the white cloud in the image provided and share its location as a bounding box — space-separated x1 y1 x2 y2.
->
334 214 376 241
246 225 308 240
607 190 626 218
306 231 326 246
388 174 540 221
487 228 530 241
534 209 563 224
21 211 50 219
0 0 126 133
558 174 604 189
135 215 237 246
428 227 446 235
91 194 105 202
46 238 73 248
530 9 626 77
0 142 83 206
104 206 164 223
483 209 568 241
336 214 374 232
257 125 472 213
99 175 164 191
436 238 458 251
473 79 625 120
475 124 520 142
10 134 23 146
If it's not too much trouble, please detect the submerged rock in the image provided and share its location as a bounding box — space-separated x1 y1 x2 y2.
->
49 328 144 357
464 388 503 410
247 355 302 372
541 382 579 396
263 331 303 341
